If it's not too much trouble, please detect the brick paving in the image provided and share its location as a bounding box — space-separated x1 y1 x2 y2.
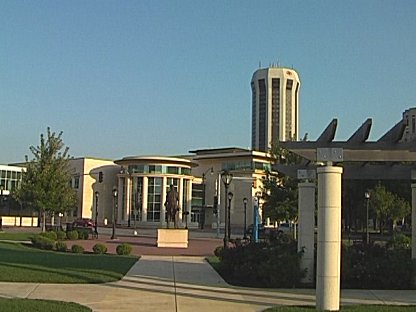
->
2 226 223 256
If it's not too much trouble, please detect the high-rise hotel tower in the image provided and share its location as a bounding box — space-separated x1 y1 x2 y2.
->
251 67 300 151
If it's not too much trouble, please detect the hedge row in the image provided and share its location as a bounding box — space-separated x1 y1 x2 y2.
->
31 234 132 255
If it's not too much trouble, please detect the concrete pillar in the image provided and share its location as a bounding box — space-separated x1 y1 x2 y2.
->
117 177 123 224
412 184 416 260
178 178 184 223
298 182 316 285
411 184 416 287
316 166 343 311
142 177 148 222
160 177 167 227
186 179 192 226
125 176 131 224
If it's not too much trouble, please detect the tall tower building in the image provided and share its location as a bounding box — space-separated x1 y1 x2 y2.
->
251 67 300 151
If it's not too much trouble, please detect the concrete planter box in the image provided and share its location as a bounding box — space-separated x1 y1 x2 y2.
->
157 229 188 248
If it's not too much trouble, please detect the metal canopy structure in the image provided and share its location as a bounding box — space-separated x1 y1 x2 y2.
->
274 118 416 180
276 116 416 310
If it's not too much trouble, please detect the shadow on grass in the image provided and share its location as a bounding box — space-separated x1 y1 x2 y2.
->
0 242 138 283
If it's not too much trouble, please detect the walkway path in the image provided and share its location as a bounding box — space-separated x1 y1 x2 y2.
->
1 255 415 311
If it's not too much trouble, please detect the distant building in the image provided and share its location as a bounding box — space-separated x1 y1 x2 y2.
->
251 66 300 151
401 107 416 142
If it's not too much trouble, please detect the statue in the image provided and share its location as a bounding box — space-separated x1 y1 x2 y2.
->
165 185 179 228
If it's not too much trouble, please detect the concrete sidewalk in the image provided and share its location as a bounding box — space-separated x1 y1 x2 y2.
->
0 256 415 311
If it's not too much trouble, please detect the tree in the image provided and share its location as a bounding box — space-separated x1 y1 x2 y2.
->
13 128 77 231
369 184 410 234
262 142 303 223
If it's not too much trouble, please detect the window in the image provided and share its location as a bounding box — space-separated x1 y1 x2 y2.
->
147 177 162 222
74 177 80 189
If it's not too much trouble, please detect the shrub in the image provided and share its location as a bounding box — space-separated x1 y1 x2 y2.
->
31 235 56 250
214 246 224 258
56 241 68 252
387 233 411 249
56 230 67 241
66 230 79 240
218 236 305 288
77 230 90 240
39 231 58 241
116 243 132 255
92 243 107 254
341 242 413 289
71 244 84 254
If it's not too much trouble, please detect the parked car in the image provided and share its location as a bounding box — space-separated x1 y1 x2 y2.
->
247 224 279 239
71 218 95 233
277 222 292 234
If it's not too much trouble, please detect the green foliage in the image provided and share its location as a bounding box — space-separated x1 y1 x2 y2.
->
39 231 58 241
71 244 84 254
56 241 68 252
66 230 79 240
341 243 413 289
387 233 411 249
214 245 224 258
92 243 107 254
262 142 303 222
31 235 56 250
116 243 132 255
0 298 92 312
217 236 305 288
56 230 67 240
12 128 78 232
77 230 89 240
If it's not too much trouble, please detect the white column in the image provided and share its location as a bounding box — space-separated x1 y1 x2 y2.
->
298 181 316 285
142 177 148 222
316 166 343 311
125 176 131 224
411 183 416 287
160 177 167 227
178 178 184 223
117 177 123 224
187 179 192 226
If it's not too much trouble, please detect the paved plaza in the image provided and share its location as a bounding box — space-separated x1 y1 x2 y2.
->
0 227 415 311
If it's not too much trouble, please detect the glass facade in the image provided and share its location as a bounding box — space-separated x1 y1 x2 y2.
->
258 79 267 151
147 177 162 222
132 177 143 222
251 81 256 148
222 161 271 172
128 165 191 175
0 169 23 192
272 78 280 145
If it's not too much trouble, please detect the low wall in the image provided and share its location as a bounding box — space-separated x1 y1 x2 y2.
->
157 229 188 248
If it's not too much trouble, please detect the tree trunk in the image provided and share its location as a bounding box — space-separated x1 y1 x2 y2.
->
41 210 46 232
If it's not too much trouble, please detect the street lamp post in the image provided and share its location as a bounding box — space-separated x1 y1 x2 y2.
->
111 188 118 240
94 191 99 238
365 191 370 245
221 170 233 248
201 167 213 230
243 197 248 239
254 191 262 243
227 192 233 242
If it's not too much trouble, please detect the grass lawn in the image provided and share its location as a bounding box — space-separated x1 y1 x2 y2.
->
0 232 36 241
0 298 91 312
0 242 138 283
264 306 416 311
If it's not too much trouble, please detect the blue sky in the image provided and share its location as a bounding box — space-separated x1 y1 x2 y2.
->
1 1 415 163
